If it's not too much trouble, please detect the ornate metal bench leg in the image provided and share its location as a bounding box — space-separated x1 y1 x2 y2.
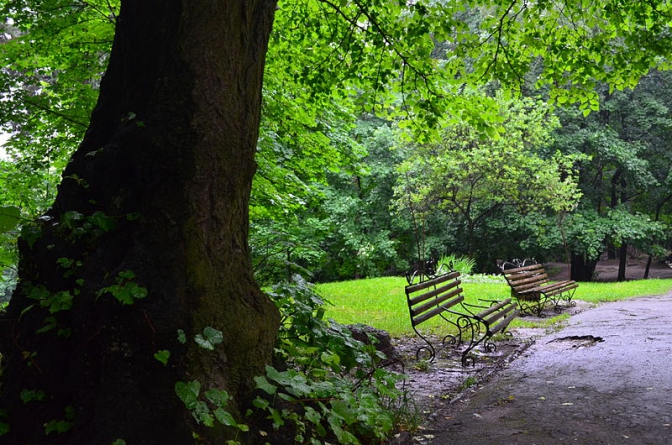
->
414 331 436 362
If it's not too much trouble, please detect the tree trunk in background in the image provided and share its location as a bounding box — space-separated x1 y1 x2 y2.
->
0 1 280 444
570 252 598 282
617 243 628 281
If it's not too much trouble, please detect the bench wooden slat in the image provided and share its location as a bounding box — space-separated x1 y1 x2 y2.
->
408 279 460 306
479 300 516 325
412 294 465 326
488 309 519 335
411 289 463 320
474 298 513 320
506 273 549 287
538 283 578 298
502 263 545 274
405 270 459 294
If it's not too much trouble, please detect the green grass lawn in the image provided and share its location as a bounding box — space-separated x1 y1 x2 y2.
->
316 275 672 337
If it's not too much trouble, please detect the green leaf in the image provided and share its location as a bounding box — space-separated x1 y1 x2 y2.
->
330 400 357 425
193 401 213 426
194 326 223 350
204 388 230 407
153 350 170 366
19 389 46 404
175 380 201 409
254 375 278 395
44 419 73 435
213 407 237 426
0 206 20 233
89 211 116 232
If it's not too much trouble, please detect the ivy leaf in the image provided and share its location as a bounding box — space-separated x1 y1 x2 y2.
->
44 419 73 435
213 407 237 427
254 375 278 395
194 326 223 350
153 350 170 366
0 206 20 233
175 380 200 409
177 329 187 344
19 389 46 404
204 388 230 407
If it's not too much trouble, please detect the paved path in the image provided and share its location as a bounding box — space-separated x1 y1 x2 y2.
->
428 293 672 445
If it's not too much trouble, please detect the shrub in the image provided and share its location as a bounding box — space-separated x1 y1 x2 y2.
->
437 254 476 275
253 275 411 444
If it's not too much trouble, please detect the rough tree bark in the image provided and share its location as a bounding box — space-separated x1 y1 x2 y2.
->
0 1 280 444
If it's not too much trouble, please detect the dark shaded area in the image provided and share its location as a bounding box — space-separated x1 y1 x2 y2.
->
547 258 672 282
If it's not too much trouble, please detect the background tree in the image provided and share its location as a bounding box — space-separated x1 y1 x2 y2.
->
394 93 582 267
552 71 672 280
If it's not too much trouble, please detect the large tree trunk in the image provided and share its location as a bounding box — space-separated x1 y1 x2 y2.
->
0 1 280 444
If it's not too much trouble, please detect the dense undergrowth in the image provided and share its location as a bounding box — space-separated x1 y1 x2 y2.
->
250 275 416 444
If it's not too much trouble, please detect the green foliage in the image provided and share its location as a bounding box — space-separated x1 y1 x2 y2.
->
96 270 148 305
174 329 248 437
550 72 672 263
0 206 20 233
19 389 46 404
558 208 666 261
59 211 116 241
25 284 74 314
153 350 170 366
260 275 405 444
44 406 75 435
175 381 246 431
194 327 224 351
395 93 583 259
437 254 476 275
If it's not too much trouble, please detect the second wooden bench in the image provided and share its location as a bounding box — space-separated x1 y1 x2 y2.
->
500 260 578 316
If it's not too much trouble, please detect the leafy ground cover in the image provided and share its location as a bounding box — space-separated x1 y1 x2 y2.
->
317 275 672 337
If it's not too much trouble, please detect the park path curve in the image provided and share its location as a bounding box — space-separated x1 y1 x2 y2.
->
427 292 672 445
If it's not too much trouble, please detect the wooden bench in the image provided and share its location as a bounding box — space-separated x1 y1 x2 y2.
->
405 269 519 366
500 260 578 316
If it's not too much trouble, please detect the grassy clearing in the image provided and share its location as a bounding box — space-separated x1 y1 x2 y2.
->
316 275 672 337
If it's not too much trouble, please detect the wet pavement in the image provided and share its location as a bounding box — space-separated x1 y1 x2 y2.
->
425 293 672 445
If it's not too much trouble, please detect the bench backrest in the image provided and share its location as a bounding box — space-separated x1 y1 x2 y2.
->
501 263 550 294
405 270 463 327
